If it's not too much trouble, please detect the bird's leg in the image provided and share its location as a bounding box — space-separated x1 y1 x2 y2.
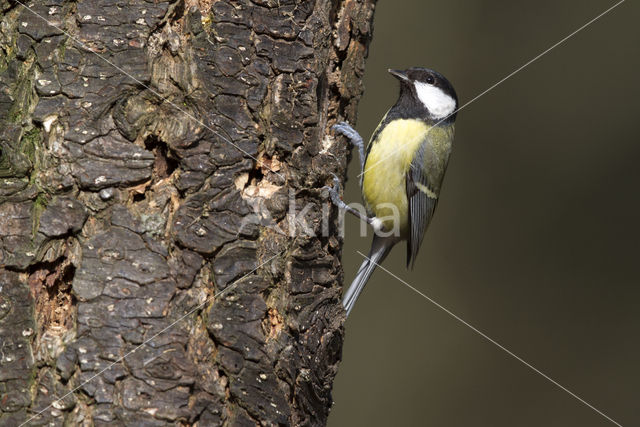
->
332 122 365 176
324 174 379 229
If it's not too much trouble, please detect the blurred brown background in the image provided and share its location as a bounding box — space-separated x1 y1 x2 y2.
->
329 0 639 426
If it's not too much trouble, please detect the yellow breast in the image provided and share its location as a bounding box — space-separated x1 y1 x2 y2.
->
362 119 430 234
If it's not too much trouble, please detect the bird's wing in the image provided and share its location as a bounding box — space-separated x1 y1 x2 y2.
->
406 142 439 268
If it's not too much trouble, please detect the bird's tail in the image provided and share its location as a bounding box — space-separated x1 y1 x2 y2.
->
343 235 396 317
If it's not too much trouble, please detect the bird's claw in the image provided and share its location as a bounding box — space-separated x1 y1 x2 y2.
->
332 122 359 143
323 173 342 205
331 121 350 131
332 122 365 180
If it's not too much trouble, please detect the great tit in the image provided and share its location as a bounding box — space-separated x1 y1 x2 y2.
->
327 67 458 317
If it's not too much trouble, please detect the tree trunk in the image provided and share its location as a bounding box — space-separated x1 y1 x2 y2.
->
0 0 374 425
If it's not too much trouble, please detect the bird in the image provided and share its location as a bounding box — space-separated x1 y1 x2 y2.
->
326 67 458 317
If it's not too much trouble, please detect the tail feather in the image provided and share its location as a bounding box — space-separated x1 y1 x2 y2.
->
343 236 396 317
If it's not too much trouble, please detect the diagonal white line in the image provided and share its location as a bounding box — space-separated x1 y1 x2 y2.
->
15 0 285 180
358 0 626 179
20 250 284 427
357 251 624 427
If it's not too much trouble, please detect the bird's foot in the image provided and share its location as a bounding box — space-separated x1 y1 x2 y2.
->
332 122 362 145
332 122 365 176
323 173 378 227
323 173 347 209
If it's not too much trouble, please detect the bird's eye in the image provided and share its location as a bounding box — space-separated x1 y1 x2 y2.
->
426 75 435 84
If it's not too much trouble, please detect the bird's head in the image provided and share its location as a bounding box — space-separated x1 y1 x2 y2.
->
389 67 458 122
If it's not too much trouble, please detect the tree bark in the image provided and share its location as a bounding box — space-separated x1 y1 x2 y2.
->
0 0 374 425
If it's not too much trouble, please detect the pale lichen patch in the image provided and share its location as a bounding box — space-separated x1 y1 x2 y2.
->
234 172 249 191
42 115 57 132
319 134 336 155
243 180 281 200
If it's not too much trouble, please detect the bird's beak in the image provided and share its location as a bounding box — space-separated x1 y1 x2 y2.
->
388 68 409 82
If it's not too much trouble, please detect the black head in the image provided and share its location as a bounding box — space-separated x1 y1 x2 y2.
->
389 67 459 123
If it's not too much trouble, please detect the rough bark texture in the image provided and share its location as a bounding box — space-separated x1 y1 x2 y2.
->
0 0 374 425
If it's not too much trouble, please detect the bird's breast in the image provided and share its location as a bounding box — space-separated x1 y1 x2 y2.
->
362 119 430 233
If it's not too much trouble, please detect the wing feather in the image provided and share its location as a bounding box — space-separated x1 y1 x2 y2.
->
406 142 439 268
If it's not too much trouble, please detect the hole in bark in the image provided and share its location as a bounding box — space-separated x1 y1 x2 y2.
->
28 256 77 342
132 192 146 203
144 135 178 181
248 162 264 184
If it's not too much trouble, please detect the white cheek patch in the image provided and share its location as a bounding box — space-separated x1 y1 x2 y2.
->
414 82 456 120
